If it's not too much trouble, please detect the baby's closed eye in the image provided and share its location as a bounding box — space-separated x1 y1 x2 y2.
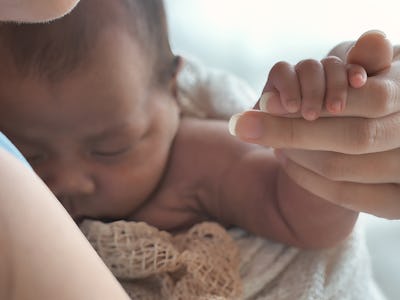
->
91 143 133 157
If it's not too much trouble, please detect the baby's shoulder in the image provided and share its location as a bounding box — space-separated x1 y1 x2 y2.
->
175 117 259 159
168 116 260 196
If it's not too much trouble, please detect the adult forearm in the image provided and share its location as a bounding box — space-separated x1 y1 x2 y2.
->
0 149 129 300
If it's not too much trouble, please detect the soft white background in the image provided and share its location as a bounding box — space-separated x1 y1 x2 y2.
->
164 1 400 299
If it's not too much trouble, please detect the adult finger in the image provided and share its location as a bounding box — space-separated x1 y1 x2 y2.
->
275 152 400 219
346 30 393 76
229 110 400 154
343 66 400 117
278 148 400 184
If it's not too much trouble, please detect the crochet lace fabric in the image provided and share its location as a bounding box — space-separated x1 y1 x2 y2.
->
80 220 242 300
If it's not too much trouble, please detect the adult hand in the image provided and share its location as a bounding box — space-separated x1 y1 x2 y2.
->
0 0 79 22
229 31 400 219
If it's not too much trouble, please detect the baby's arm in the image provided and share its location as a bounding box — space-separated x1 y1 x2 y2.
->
177 118 357 249
260 30 392 120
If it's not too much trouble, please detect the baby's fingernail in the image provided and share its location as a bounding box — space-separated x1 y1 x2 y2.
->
355 72 365 81
303 109 318 121
351 72 367 88
286 99 299 113
259 92 273 112
229 112 264 139
329 101 342 113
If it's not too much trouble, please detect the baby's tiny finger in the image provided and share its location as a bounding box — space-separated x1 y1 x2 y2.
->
321 56 347 114
265 61 301 113
347 64 367 88
295 59 325 120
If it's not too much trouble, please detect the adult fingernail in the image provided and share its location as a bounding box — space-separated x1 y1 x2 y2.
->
229 112 264 139
259 92 273 112
229 113 241 136
361 29 386 38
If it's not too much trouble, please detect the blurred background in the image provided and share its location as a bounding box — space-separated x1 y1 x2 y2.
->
164 1 400 299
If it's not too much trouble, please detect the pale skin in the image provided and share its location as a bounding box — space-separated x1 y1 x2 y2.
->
230 31 400 219
0 0 80 22
0 149 130 300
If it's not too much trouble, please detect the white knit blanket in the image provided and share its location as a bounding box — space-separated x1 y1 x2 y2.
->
176 55 386 300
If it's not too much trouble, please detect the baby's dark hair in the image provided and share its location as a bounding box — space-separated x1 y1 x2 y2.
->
0 0 176 85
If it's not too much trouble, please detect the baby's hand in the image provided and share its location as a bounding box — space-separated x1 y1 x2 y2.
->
259 30 392 121
259 57 367 121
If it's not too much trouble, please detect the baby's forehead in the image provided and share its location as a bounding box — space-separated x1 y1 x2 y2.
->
0 1 147 81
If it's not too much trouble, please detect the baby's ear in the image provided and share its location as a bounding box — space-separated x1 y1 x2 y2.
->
168 55 184 98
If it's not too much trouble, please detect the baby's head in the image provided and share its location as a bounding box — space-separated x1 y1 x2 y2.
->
0 0 181 221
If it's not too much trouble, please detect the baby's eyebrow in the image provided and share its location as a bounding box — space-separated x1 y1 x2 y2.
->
2 129 43 145
86 122 138 142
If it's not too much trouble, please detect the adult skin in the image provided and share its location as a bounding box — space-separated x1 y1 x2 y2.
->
0 149 130 299
0 0 80 22
231 33 400 219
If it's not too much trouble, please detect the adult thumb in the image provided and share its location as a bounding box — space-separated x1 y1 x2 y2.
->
346 30 393 76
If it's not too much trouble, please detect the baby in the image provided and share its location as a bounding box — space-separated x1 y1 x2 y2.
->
0 0 389 249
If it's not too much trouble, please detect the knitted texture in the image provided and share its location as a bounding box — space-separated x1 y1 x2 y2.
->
80 220 242 300
80 220 385 300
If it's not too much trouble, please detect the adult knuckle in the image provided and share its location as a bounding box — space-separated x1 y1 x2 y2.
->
370 80 396 116
351 119 380 153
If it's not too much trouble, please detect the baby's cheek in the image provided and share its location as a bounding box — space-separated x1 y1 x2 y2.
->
101 168 153 204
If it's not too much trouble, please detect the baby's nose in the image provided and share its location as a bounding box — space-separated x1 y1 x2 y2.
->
48 168 95 198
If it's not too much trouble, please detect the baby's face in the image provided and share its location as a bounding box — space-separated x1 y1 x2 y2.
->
0 29 180 221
